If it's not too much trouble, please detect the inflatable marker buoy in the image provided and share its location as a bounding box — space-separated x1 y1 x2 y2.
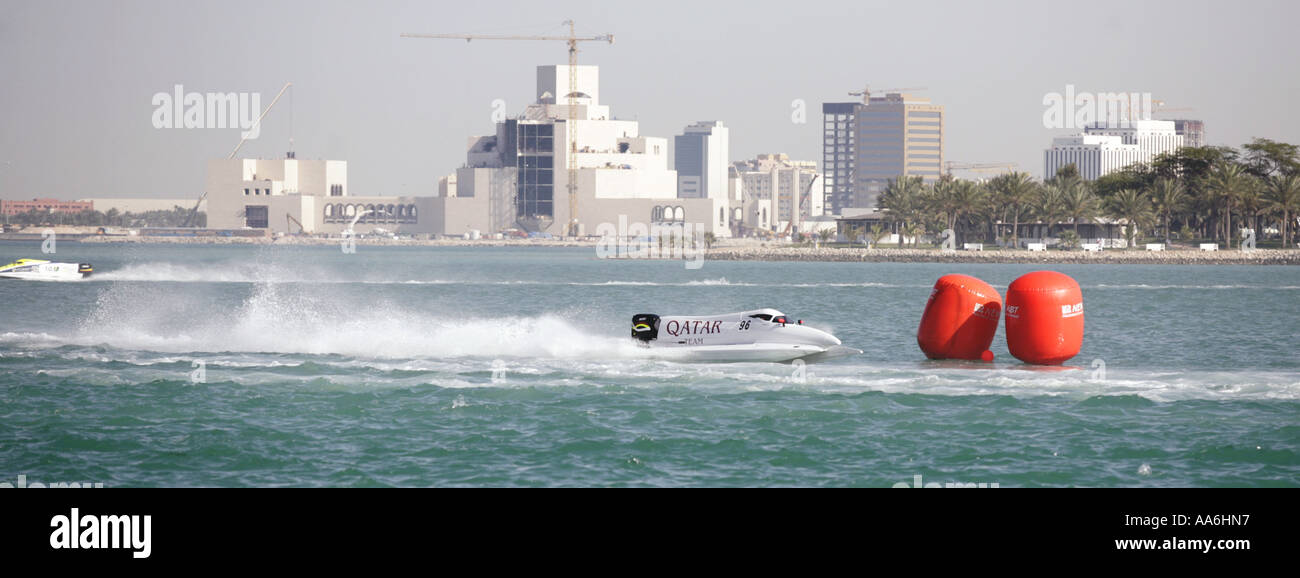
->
1004 271 1084 365
917 274 1002 360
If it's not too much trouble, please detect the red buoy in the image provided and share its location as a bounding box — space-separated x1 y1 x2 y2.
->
1004 271 1084 365
917 274 1002 360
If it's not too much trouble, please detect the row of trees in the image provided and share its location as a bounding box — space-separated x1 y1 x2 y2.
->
875 138 1300 249
3 206 205 228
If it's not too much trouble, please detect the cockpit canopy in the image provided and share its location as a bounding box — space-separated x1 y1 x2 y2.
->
747 309 794 325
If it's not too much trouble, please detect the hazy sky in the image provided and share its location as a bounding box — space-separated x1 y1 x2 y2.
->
1 0 1297 200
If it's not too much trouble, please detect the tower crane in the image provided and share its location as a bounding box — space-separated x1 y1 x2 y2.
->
401 22 614 237
848 86 927 104
943 161 1017 176
1151 100 1196 117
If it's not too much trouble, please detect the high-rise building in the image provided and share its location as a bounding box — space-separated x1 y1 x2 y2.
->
854 93 944 210
674 121 729 200
823 93 944 212
1044 120 1184 180
1173 119 1205 148
822 102 859 214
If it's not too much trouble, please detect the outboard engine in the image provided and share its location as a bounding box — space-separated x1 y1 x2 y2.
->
78 263 93 276
631 314 660 342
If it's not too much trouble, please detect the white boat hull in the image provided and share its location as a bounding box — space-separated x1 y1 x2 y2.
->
644 343 860 363
0 260 91 281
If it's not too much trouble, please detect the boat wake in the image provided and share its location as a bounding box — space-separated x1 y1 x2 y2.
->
1 269 1296 402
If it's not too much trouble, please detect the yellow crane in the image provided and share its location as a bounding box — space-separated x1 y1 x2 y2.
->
848 86 927 104
401 21 614 237
943 161 1017 176
286 214 305 235
1151 100 1196 118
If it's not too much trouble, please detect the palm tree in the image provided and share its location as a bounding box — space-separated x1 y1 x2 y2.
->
1238 182 1263 242
1148 177 1186 245
1206 162 1252 248
1060 180 1099 238
902 221 925 247
845 226 861 246
1030 184 1069 241
879 175 927 245
990 172 1037 248
1264 174 1300 248
817 228 833 246
946 179 987 242
931 176 962 232
1104 188 1155 249
869 223 889 248
1057 229 1080 250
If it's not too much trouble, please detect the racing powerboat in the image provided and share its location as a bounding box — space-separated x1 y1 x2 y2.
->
0 259 93 281
631 308 859 363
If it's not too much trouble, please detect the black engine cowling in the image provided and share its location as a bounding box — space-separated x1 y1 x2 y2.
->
631 314 660 342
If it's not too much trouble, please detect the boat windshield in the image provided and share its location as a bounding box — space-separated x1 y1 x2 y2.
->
749 313 793 324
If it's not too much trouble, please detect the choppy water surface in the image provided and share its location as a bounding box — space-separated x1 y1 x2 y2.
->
1 242 1296 486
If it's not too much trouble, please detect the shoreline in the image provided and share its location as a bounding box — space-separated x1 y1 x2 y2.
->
700 246 1300 265
10 235 1298 265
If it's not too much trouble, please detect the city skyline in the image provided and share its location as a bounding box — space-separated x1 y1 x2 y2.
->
2 0 1297 201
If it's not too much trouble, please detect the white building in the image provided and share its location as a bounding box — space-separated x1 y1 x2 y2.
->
442 65 730 238
674 121 729 200
206 157 436 235
1044 120 1184 180
1084 120 1183 161
732 154 822 235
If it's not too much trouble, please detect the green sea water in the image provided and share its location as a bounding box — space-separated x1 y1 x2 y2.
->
1 242 1297 487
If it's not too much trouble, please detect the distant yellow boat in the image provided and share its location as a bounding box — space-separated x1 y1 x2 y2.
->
0 258 93 280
